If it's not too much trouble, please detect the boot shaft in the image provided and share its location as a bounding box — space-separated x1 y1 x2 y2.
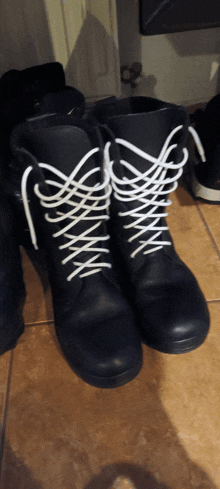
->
93 97 190 266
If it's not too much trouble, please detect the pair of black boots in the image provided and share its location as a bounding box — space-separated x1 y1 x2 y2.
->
0 63 209 388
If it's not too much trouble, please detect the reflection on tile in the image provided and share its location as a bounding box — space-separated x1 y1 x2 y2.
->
0 352 11 449
21 248 54 326
167 186 220 301
1 324 218 489
160 302 220 487
111 477 135 489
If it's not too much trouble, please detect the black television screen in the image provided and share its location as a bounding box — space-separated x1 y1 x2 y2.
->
140 0 220 35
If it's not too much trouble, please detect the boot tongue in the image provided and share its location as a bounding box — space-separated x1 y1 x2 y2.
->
25 118 102 202
107 104 188 255
107 106 189 201
108 106 185 169
24 122 95 178
19 117 105 255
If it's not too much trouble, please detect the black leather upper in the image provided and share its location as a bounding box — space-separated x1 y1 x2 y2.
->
8 115 142 386
94 97 210 353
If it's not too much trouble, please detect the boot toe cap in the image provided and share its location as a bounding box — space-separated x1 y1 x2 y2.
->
56 314 143 388
137 284 210 354
60 341 142 388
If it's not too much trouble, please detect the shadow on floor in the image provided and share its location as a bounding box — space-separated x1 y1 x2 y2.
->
0 444 42 489
0 341 218 489
1 440 218 489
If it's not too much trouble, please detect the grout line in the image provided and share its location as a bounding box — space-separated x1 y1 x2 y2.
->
0 351 14 477
24 319 54 327
207 299 220 303
196 203 220 259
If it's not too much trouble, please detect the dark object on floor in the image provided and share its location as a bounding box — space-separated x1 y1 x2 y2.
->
189 94 220 203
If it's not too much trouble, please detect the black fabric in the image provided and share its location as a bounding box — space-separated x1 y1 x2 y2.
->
0 189 26 354
0 63 85 180
192 94 220 186
0 62 65 103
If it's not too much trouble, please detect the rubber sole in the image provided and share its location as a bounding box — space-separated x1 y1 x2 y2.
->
144 333 208 355
192 173 220 203
186 160 220 204
65 358 143 389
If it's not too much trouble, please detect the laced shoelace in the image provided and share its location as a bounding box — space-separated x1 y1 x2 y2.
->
21 147 112 281
188 125 206 163
104 125 206 258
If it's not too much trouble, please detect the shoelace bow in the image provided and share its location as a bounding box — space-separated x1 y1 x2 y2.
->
21 147 112 281
104 125 206 258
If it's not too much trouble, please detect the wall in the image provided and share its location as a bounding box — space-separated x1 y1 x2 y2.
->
117 0 220 106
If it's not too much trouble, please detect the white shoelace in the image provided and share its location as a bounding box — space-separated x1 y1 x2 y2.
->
188 125 206 163
104 124 205 258
21 147 112 281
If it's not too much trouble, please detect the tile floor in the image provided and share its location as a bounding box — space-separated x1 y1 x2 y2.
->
1 177 220 488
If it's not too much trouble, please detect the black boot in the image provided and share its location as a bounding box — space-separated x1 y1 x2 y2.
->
0 186 26 355
0 62 66 104
188 95 220 202
0 62 85 160
0 63 85 247
8 114 142 387
0 64 84 356
93 96 210 354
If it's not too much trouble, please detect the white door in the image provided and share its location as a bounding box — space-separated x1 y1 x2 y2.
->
0 0 121 102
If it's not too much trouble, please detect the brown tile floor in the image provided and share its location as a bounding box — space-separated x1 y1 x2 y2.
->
1 183 220 489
